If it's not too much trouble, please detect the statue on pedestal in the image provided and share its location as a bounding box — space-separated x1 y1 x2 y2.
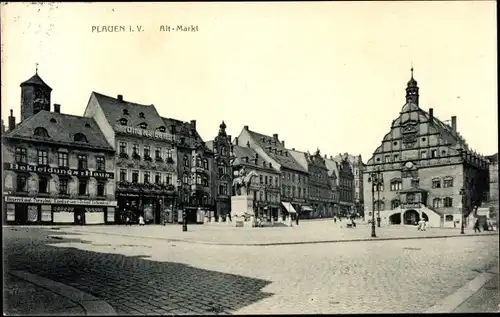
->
232 167 259 196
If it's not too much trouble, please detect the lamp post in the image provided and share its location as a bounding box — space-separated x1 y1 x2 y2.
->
459 187 466 234
177 179 187 232
367 172 377 238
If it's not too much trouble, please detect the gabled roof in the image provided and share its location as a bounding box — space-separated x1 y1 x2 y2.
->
288 150 309 172
324 158 339 178
4 110 113 151
20 73 52 91
161 117 212 153
246 129 306 173
232 145 276 172
487 153 498 164
92 92 165 131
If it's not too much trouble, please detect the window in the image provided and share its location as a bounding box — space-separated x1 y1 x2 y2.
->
38 177 49 193
183 173 189 184
411 179 420 188
431 150 437 158
139 112 145 119
260 175 263 184
122 109 129 115
119 118 128 125
132 171 139 183
77 155 88 170
166 149 173 160
390 180 402 191
155 173 161 184
184 156 189 167
202 175 209 187
119 142 127 154
34 127 50 138
96 156 105 170
139 122 147 129
144 171 150 183
203 159 209 169
16 175 27 192
132 144 139 156
375 200 385 211
159 126 166 133
385 155 391 163
166 174 172 184
219 184 227 195
59 179 68 195
196 174 202 185
421 151 428 159
120 169 127 182
78 180 87 195
375 183 384 192
443 177 454 188
433 198 442 208
97 182 105 196
38 150 48 165
393 154 399 161
275 177 278 186
445 215 454 222
58 152 68 167
15 148 27 164
155 148 161 159
444 197 453 207
144 145 150 158
218 163 226 176
74 133 88 143
265 176 268 184
432 178 441 189
196 157 201 167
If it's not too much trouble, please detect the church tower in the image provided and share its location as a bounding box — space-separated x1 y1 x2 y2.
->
405 68 419 105
20 66 52 122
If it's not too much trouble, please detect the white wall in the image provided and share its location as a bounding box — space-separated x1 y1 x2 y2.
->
53 212 74 223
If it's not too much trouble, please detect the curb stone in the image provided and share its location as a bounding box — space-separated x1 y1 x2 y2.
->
67 229 498 247
424 264 499 313
8 270 117 316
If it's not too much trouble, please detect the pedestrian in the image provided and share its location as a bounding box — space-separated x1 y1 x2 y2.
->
139 215 145 226
334 217 337 223
417 219 423 231
126 215 131 226
296 213 299 226
474 218 481 233
453 221 457 228
422 220 427 231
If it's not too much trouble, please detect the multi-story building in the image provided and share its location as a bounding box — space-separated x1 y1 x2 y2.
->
289 149 333 218
235 126 309 219
2 72 117 225
336 154 355 216
363 69 490 228
324 157 340 216
334 153 366 216
161 117 216 224
232 138 281 221
205 121 233 221
84 92 179 224
484 153 498 227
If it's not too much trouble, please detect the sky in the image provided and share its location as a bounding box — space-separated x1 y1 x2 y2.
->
1 1 497 161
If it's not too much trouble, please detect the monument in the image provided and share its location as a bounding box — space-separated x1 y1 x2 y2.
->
231 167 259 227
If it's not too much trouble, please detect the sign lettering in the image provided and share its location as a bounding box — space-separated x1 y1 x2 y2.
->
115 124 177 142
5 196 118 206
3 163 114 179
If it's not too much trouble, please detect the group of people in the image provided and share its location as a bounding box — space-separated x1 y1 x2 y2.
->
124 214 146 226
417 219 428 231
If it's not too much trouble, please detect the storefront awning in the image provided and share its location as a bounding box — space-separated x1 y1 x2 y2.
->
281 202 297 213
302 206 313 211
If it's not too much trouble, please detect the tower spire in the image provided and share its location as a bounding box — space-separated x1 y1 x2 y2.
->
35 62 39 74
405 66 419 105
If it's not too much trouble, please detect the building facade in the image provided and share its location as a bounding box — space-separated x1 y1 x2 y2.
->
363 69 490 228
289 149 333 218
336 154 355 216
324 157 340 216
232 139 281 221
236 126 309 219
84 92 179 224
3 73 116 225
206 121 233 221
334 153 366 216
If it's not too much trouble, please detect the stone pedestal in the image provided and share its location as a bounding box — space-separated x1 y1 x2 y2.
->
231 195 255 227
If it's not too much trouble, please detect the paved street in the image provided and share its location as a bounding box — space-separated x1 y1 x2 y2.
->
3 224 498 314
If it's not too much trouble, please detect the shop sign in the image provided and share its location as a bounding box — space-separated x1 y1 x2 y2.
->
4 196 118 206
114 125 176 142
3 163 114 179
53 206 75 212
85 207 104 212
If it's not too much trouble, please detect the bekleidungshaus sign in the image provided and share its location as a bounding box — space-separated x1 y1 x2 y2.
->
4 196 118 206
3 163 114 179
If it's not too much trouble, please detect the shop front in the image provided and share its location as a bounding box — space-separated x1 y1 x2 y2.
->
3 196 117 225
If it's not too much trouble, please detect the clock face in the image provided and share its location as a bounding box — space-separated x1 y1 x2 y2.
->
405 162 414 169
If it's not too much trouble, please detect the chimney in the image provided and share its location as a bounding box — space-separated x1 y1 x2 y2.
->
244 125 249 130
117 94 123 102
53 104 61 113
255 153 259 160
245 156 249 163
273 133 279 140
246 141 250 147
228 135 232 142
8 109 16 131
451 116 457 132
429 108 434 122
254 157 258 165
234 137 239 146
190 120 196 130
281 140 285 147
285 151 288 157
330 155 333 160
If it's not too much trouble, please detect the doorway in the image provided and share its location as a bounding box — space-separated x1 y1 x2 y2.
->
389 213 401 225
404 209 420 225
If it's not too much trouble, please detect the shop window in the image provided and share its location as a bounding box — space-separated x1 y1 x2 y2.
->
38 150 48 165
97 182 105 196
78 155 88 170
432 178 441 189
96 156 105 170
444 197 453 207
59 179 68 195
78 180 88 195
445 215 454 222
16 175 27 192
15 147 27 164
58 152 68 167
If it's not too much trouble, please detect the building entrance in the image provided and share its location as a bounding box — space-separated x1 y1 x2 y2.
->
389 213 401 225
404 209 420 225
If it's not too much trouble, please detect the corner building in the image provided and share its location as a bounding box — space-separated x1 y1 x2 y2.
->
363 69 490 228
3 73 116 225
84 93 179 224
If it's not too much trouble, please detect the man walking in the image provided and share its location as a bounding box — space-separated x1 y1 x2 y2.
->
474 218 481 233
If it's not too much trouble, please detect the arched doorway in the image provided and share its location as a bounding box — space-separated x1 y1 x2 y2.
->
422 212 428 222
389 213 401 225
404 209 420 225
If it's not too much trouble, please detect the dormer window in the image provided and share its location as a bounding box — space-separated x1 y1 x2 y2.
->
139 122 148 129
50 118 57 123
34 127 50 138
119 118 128 126
139 112 145 119
159 126 166 133
122 109 129 115
74 133 88 143
85 123 91 128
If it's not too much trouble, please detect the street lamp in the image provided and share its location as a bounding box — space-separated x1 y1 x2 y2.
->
459 187 466 234
367 170 381 238
177 179 187 232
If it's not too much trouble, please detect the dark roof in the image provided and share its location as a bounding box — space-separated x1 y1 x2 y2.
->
418 108 469 150
20 73 52 91
232 145 275 171
487 153 498 164
246 129 306 172
92 92 165 130
161 117 212 152
4 110 113 151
